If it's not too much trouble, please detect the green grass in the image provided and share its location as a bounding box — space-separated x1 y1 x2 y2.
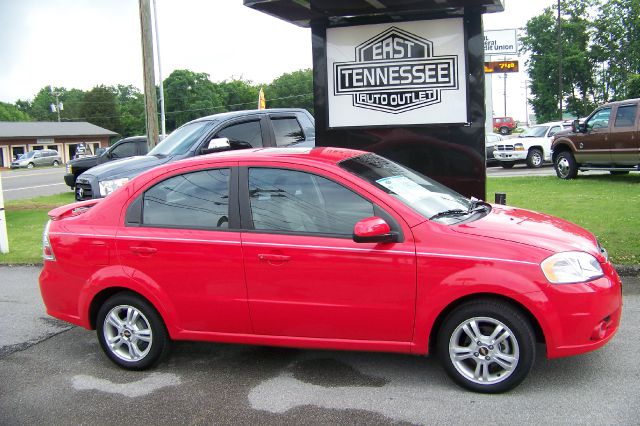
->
487 174 640 265
0 193 75 264
0 175 638 265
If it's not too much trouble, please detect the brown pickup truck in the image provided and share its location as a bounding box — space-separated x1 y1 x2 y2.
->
551 98 640 179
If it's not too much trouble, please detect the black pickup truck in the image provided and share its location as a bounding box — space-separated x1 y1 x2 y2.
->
74 109 315 200
64 136 147 188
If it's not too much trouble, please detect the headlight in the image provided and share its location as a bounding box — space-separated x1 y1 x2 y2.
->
541 251 604 284
66 164 72 174
514 143 525 151
99 178 129 197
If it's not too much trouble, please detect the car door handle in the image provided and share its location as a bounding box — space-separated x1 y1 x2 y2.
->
130 246 157 255
258 254 290 262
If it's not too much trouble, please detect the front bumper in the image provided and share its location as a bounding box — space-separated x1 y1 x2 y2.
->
494 151 526 162
64 173 76 188
544 265 622 358
74 176 100 200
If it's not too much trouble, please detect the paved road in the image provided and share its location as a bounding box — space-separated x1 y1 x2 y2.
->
1 266 638 425
0 167 70 201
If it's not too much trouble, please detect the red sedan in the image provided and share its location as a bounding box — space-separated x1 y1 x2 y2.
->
39 147 622 393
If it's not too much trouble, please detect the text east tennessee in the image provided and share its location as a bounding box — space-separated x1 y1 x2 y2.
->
334 57 458 95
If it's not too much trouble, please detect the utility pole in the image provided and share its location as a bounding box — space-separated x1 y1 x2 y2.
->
152 0 166 139
503 72 507 116
523 79 530 127
139 0 159 148
557 0 563 120
0 173 9 254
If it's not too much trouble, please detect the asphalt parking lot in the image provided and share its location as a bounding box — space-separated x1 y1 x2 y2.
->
1 266 639 425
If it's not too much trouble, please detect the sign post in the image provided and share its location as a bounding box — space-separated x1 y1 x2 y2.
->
0 172 9 254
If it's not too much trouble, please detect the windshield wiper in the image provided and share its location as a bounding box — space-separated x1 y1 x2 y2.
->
429 209 469 220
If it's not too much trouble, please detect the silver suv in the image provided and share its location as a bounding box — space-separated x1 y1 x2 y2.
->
11 149 62 169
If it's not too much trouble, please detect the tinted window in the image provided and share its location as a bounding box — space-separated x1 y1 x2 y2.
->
548 126 561 136
614 105 637 128
272 118 305 147
248 168 374 235
586 108 612 131
142 169 230 229
148 121 212 156
217 120 263 148
111 142 137 158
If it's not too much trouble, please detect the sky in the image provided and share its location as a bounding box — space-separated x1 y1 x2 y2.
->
0 0 552 122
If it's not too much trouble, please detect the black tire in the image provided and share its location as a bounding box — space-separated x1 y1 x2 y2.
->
610 171 629 175
52 160 60 167
96 292 169 370
526 148 544 168
554 151 578 179
500 162 515 169
499 126 510 135
27 162 35 169
437 299 535 393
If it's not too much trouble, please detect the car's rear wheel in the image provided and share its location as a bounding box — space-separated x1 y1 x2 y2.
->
500 162 515 169
96 292 169 370
27 162 34 169
437 299 535 393
52 160 60 167
499 126 510 135
526 148 543 168
555 151 578 179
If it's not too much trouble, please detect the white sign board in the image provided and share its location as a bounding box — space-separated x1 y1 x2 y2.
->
484 29 518 56
327 19 467 128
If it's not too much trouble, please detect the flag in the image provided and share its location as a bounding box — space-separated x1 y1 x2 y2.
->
258 88 266 110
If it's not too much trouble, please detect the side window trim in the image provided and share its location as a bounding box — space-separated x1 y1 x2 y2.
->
237 166 403 241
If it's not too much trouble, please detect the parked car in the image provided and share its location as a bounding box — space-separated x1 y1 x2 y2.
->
493 117 517 135
552 98 640 179
39 147 621 393
493 122 570 169
74 109 315 201
64 136 148 188
10 149 61 169
485 133 504 166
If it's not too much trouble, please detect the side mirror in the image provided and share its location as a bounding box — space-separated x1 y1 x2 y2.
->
201 137 231 154
353 217 398 244
571 119 579 132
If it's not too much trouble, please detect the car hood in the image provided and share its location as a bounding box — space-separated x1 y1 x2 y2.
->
451 205 600 256
517 136 549 142
68 156 99 167
80 154 174 180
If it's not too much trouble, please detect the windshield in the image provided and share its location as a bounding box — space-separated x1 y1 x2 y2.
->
521 126 549 137
339 153 474 220
23 151 36 158
148 121 213 156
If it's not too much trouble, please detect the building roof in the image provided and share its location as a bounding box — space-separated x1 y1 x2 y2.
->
244 0 505 27
0 122 118 139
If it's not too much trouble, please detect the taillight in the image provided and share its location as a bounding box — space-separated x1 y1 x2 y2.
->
42 220 55 261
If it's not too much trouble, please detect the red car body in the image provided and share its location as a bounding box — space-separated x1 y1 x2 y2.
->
39 147 622 391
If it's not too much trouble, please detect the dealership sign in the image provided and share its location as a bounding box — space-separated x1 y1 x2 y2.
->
484 29 518 56
327 19 467 127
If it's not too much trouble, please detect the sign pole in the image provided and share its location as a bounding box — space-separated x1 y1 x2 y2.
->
0 172 9 254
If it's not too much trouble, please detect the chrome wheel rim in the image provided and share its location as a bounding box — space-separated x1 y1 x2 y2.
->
557 157 570 177
449 317 519 385
531 152 542 167
103 305 152 362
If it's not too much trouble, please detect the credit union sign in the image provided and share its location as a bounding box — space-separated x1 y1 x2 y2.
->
327 19 467 127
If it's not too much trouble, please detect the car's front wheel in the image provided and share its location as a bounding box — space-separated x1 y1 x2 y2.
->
52 160 59 167
555 151 578 179
526 148 543 168
96 292 169 370
27 162 34 169
437 299 535 393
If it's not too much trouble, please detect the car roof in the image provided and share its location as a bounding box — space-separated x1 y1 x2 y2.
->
190 108 309 124
161 147 368 169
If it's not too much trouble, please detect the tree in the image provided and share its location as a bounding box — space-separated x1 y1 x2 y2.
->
267 69 314 114
520 0 597 122
628 74 640 98
592 0 640 100
215 79 259 111
81 85 120 132
163 69 224 131
16 86 86 122
0 102 32 121
115 84 145 137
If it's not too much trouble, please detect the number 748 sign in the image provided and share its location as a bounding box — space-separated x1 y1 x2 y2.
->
484 60 519 74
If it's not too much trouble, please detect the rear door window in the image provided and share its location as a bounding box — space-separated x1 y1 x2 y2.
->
613 104 637 128
272 118 305 147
